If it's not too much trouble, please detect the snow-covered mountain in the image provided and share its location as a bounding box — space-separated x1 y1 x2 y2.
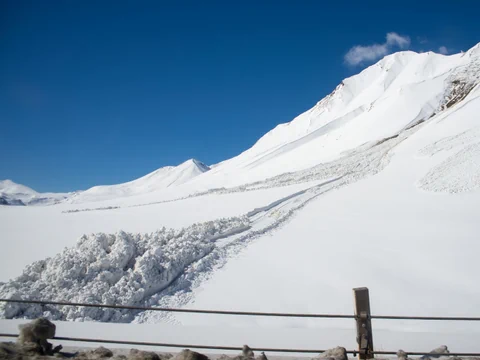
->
0 179 72 206
179 44 480 189
1 44 480 350
5 43 479 205
0 180 37 205
33 44 478 204
68 159 210 203
0 159 210 205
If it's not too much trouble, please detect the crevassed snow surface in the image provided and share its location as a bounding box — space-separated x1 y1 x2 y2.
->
1 45 480 351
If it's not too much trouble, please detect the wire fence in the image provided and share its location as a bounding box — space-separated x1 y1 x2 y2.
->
1 296 480 357
1 298 480 321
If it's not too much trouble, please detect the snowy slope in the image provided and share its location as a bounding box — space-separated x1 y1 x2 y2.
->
171 83 480 325
68 159 210 203
180 45 480 189
0 179 71 206
41 44 480 204
1 44 480 351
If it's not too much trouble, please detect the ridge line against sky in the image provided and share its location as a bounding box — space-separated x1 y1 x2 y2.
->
1 0 479 192
344 32 453 66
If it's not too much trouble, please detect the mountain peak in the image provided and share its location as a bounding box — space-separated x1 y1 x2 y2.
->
211 44 480 186
185 159 210 172
69 158 211 203
0 179 19 187
0 179 38 196
0 179 71 205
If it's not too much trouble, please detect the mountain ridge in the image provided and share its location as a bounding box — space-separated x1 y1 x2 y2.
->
67 158 211 203
2 43 479 204
180 43 479 190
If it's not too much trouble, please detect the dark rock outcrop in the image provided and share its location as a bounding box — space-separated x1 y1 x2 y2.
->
17 317 58 355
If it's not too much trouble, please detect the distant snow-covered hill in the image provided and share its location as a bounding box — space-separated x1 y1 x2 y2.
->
68 159 210 203
0 179 72 206
1 159 211 205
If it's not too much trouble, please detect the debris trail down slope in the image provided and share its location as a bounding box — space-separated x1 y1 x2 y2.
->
0 121 406 322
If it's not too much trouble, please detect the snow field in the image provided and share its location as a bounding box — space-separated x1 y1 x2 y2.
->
1 45 480 351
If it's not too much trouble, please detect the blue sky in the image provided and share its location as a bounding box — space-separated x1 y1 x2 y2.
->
1 0 479 192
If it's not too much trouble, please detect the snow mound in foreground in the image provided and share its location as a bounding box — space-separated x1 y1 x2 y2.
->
0 216 249 322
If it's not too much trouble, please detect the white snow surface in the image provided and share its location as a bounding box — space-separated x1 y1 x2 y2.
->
1 44 480 351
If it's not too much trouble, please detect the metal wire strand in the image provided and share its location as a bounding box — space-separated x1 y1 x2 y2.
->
1 298 480 321
0 298 354 319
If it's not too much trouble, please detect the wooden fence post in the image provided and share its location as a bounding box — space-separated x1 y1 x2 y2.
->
353 287 374 359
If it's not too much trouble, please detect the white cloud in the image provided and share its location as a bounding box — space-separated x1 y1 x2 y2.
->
344 44 389 66
344 32 411 66
386 32 411 48
438 46 449 55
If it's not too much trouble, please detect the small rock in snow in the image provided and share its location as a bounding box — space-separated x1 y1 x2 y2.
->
256 351 268 360
129 348 161 360
173 349 210 360
17 317 56 355
397 350 408 360
421 346 450 360
91 346 114 358
242 345 254 358
315 347 348 360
